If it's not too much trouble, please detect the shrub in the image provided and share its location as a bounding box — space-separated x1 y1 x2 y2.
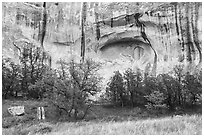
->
32 59 102 120
145 91 167 115
2 58 21 99
2 44 49 99
123 68 143 107
157 73 178 110
106 71 125 107
183 71 202 105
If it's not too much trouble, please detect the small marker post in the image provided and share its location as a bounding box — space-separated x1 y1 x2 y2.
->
37 107 45 120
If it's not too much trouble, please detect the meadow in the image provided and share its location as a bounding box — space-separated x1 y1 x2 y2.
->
2 99 202 135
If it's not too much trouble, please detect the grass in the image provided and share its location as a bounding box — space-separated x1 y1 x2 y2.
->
2 99 202 135
48 115 202 135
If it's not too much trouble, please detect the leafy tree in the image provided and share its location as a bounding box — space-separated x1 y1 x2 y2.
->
123 68 143 107
183 71 202 105
145 90 167 115
68 59 102 119
157 73 178 110
20 45 49 98
2 43 49 99
2 58 21 99
143 74 159 95
173 64 185 106
33 59 102 120
107 71 125 107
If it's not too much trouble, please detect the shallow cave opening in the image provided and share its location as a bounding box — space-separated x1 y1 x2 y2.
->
99 37 147 61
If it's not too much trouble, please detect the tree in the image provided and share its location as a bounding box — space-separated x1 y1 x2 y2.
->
157 73 178 110
35 59 102 120
107 71 125 107
183 72 202 105
143 74 159 95
145 90 167 115
173 64 185 106
2 58 21 99
20 45 48 99
2 42 49 99
123 68 143 107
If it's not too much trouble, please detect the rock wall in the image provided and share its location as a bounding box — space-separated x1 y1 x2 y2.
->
2 2 202 75
95 2 202 75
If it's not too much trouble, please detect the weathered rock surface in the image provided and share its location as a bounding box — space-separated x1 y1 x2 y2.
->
2 2 202 76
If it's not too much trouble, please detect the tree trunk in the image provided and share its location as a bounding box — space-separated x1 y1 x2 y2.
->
81 106 90 119
120 93 124 108
113 90 116 104
29 47 35 84
130 91 134 108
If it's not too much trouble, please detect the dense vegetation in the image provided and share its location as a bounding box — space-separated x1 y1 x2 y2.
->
2 45 49 99
2 45 103 119
2 45 202 119
106 66 202 113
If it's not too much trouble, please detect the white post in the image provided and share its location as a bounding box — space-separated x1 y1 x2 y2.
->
41 107 45 120
37 107 45 120
37 107 41 120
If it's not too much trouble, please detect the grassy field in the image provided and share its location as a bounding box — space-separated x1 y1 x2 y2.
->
2 100 202 135
48 115 202 135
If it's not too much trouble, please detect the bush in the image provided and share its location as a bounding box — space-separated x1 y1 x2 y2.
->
123 68 143 107
106 71 125 107
145 91 167 115
157 73 178 110
105 65 202 112
32 59 102 120
2 58 21 99
2 44 49 99
183 71 202 105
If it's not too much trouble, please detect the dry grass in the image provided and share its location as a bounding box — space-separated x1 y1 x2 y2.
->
2 100 202 135
48 115 202 135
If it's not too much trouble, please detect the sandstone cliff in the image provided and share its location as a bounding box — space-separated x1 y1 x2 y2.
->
2 2 202 77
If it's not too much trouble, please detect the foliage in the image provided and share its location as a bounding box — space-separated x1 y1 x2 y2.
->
157 73 178 110
2 44 49 99
32 59 102 119
144 91 167 114
106 71 125 107
2 58 21 99
106 69 145 107
3 48 202 115
105 65 202 114
183 71 202 105
123 68 143 107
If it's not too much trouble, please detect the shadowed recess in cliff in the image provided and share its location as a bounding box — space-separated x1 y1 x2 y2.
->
97 11 158 75
99 37 154 72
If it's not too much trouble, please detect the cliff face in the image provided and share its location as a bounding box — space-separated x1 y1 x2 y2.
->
2 2 202 76
95 2 202 75
2 2 82 64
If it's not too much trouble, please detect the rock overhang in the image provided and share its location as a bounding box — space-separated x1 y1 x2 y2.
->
97 28 147 50
100 37 147 51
